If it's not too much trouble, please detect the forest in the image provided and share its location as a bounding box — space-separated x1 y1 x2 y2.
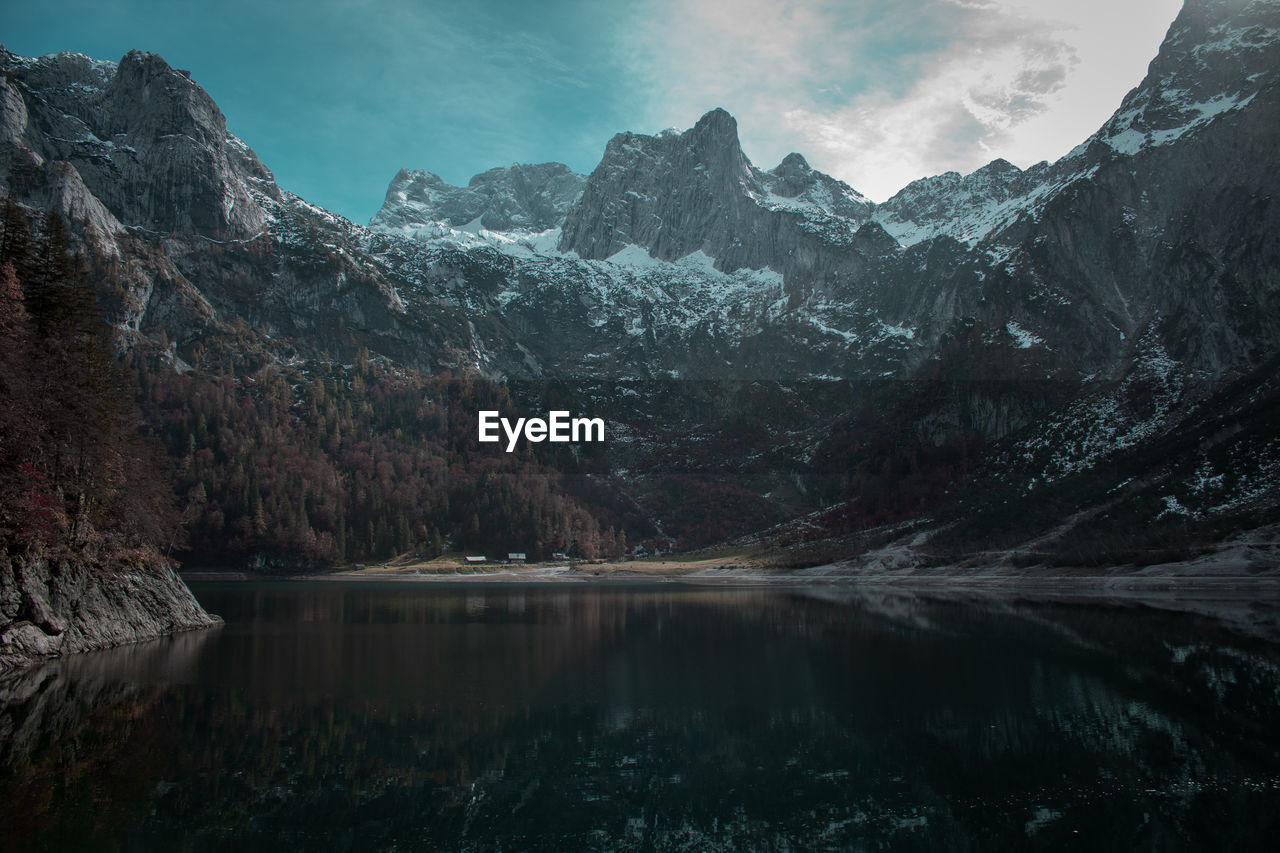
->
0 202 176 568
0 200 1001 572
0 202 627 570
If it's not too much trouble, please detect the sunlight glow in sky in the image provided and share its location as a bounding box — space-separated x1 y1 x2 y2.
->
6 0 1182 222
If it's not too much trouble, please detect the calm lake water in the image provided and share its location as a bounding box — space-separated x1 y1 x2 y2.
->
3 581 1280 851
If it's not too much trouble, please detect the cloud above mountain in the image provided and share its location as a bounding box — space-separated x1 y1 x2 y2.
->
6 0 1181 217
622 0 1180 199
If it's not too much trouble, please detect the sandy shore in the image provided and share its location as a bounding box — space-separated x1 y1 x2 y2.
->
181 547 1280 591
177 525 1280 593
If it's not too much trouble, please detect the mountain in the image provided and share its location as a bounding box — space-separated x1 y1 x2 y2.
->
872 158 1051 247
0 49 278 242
557 108 876 280
370 162 585 237
0 0 1277 593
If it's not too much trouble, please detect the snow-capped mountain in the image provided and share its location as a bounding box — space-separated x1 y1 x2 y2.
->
0 48 279 242
558 107 876 278
370 162 585 237
0 0 1277 565
365 0 1278 384
871 159 1052 247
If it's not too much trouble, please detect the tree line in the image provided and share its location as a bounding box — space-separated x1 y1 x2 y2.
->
134 350 627 567
1 199 626 569
0 200 177 566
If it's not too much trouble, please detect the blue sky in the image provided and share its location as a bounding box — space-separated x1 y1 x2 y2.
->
5 0 1181 223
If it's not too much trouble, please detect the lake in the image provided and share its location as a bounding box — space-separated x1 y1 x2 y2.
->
3 581 1280 851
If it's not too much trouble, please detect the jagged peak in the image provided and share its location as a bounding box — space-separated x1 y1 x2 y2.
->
593 110 746 176
773 152 811 173
118 49 185 78
121 48 162 63
2 47 116 70
468 161 579 186
388 163 583 197
886 158 1025 200
1 47 118 92
398 168 447 184
374 160 585 234
693 107 737 133
974 158 1020 176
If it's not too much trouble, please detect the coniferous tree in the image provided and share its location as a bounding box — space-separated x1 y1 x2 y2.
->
0 199 35 283
0 203 178 562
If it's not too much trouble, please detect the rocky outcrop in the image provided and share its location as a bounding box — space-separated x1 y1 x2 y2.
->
0 47 278 239
371 162 585 234
872 158 1051 246
344 0 1280 387
557 108 876 281
0 552 220 672
981 0 1280 378
764 151 874 221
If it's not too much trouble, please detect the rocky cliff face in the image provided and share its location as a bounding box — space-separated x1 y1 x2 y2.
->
0 44 467 375
872 159 1051 247
980 0 1280 378
0 553 220 672
557 108 875 280
0 0 1276 568
358 0 1280 561
1 48 278 240
350 0 1275 388
371 162 586 236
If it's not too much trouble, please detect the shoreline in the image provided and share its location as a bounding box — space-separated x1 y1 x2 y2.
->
178 565 1280 593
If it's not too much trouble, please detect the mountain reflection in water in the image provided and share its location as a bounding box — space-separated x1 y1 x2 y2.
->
2 582 1279 851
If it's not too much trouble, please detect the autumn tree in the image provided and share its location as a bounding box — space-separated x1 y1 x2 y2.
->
0 202 177 564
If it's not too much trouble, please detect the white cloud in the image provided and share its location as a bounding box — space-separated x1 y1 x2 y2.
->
621 0 1181 199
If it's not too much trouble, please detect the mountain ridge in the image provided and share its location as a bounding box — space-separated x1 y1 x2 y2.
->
0 0 1277 578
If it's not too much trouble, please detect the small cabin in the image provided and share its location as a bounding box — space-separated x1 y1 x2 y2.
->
507 552 527 564
464 555 487 564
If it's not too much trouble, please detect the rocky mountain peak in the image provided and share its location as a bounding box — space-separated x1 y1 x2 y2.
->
760 150 872 222
689 107 741 152
104 50 227 148
3 0 1278 570
767 153 818 197
871 157 1048 247
972 158 1019 177
0 47 115 95
369 161 585 235
1087 0 1278 158
558 107 875 275
692 106 736 132
690 107 752 179
0 46 278 239
772 151 811 174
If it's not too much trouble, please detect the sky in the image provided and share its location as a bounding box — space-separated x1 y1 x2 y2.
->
5 0 1182 223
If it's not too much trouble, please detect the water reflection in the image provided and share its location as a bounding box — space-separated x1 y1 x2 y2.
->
3 583 1280 851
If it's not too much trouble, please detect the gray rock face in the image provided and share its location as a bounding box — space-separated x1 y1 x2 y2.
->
1091 0 1278 155
363 0 1279 389
361 0 1278 386
0 0 1276 565
0 47 279 239
764 151 873 221
872 158 1051 246
0 553 220 672
558 108 874 278
370 162 585 234
1 47 444 374
981 0 1280 377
